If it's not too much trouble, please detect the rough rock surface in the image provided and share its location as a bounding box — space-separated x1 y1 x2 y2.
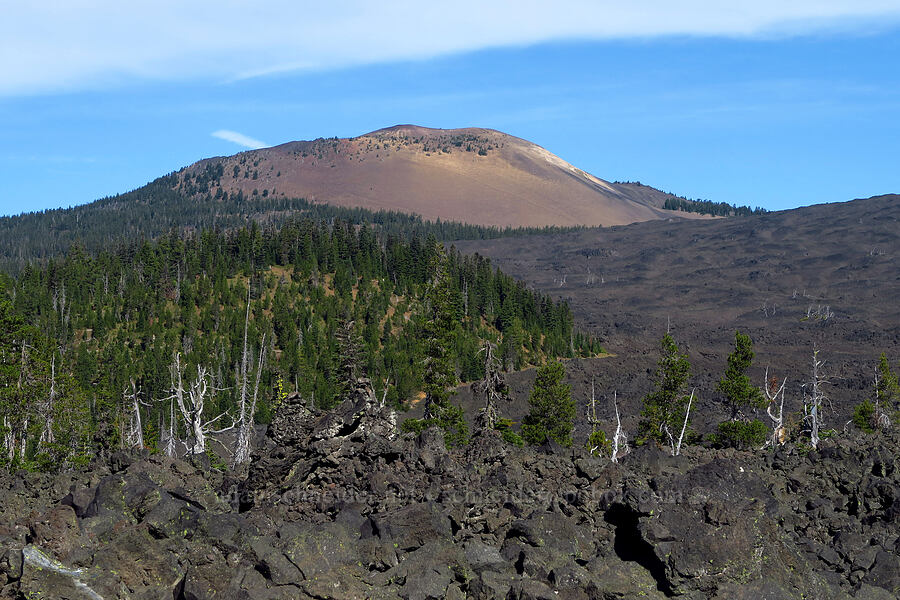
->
1 383 898 599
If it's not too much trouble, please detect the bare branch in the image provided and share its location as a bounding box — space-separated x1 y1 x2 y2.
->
675 389 694 456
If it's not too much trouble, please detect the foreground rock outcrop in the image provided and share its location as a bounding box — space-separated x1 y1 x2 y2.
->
1 386 898 599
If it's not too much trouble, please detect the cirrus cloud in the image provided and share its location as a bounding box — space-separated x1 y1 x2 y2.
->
3 1 900 96
211 130 269 150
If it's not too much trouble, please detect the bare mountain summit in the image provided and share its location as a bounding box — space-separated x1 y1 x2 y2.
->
187 125 702 228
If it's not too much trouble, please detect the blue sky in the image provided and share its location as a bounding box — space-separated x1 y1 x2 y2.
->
2 2 900 217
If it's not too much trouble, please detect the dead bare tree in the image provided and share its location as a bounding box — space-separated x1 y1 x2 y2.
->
802 347 830 449
763 367 787 447
159 396 177 458
2 416 13 464
673 389 694 456
872 365 893 431
123 379 147 451
5 341 31 463
660 386 694 457
611 391 630 463
474 342 507 430
163 353 234 456
232 290 253 466
232 324 267 468
587 377 601 454
38 354 57 450
805 305 834 321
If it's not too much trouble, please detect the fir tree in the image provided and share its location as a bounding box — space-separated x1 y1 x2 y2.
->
639 333 692 446
714 331 767 449
421 243 460 418
717 331 764 420
522 360 574 447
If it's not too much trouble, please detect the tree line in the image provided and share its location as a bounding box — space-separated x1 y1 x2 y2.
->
0 171 584 274
663 197 767 217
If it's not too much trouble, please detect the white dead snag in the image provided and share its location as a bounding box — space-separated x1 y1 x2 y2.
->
379 384 389 410
611 391 630 463
164 353 234 456
763 367 787 447
6 341 29 462
674 389 694 457
160 397 177 458
802 347 830 450
805 304 834 321
2 416 13 464
123 379 146 451
872 366 893 431
233 334 267 468
587 377 600 455
19 416 27 462
474 342 506 431
39 354 57 449
231 289 253 467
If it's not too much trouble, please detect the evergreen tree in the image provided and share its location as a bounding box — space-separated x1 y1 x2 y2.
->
522 360 574 447
851 353 898 432
717 331 765 420
639 333 692 446
714 331 767 449
421 243 460 418
874 352 899 411
401 243 470 447
869 352 900 429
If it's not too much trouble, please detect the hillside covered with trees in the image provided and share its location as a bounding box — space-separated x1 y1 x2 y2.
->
0 217 599 471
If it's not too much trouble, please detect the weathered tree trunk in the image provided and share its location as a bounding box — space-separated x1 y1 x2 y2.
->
803 347 829 450
233 336 266 467
611 391 629 463
164 353 233 457
39 355 57 449
764 367 787 446
474 342 506 431
124 379 144 450
674 389 694 456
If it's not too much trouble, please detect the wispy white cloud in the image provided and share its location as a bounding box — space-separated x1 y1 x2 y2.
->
211 130 268 150
3 1 900 96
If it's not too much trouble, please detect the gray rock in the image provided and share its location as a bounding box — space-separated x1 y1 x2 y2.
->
372 502 452 552
281 521 360 578
0 542 22 582
464 540 508 572
506 578 558 600
250 538 303 585
863 551 900 595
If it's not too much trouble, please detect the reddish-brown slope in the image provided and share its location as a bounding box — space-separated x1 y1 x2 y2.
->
186 125 705 228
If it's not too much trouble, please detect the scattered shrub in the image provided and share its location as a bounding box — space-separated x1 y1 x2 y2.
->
587 430 612 457
714 419 768 449
495 418 524 447
853 400 875 433
401 404 469 448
